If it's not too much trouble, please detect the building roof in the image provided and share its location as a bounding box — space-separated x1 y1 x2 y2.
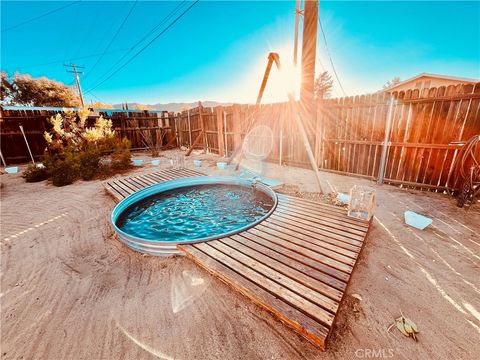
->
385 72 479 91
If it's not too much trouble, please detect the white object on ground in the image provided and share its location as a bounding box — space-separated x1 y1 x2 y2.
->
336 192 350 205
132 159 144 166
151 159 160 166
4 167 18 174
217 162 227 170
404 211 433 230
193 160 202 167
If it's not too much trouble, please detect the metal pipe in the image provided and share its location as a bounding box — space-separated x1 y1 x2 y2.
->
0 149 6 167
19 125 35 165
377 96 395 184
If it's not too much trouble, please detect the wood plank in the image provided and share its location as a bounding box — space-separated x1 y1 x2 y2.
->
138 174 159 185
255 221 359 259
277 194 369 227
116 178 141 193
213 239 341 311
276 202 367 232
122 177 146 191
237 230 349 284
275 205 367 237
178 244 329 349
112 179 135 196
246 226 354 274
102 181 124 201
225 235 344 301
195 242 336 327
130 175 154 187
268 214 363 248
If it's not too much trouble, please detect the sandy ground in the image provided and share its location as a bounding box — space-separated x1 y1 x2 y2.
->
1 150 479 360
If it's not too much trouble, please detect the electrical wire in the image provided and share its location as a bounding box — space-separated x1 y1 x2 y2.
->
85 0 198 93
84 0 138 81
318 16 347 97
1 1 82 32
84 0 188 91
16 48 129 71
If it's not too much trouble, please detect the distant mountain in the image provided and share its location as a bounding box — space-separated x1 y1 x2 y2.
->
112 101 234 113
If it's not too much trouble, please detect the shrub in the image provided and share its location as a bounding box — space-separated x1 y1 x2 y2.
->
34 108 133 186
22 164 48 182
44 147 79 186
78 145 101 180
111 138 132 170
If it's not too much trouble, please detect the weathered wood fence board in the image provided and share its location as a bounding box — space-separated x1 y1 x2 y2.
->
0 109 177 162
2 82 479 189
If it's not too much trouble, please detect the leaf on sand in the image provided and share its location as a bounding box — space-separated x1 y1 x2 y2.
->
394 315 419 341
405 317 418 332
395 319 409 336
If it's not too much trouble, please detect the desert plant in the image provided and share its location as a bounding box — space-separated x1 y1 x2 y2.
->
78 145 101 180
22 164 48 182
30 108 133 186
45 148 79 186
111 138 132 170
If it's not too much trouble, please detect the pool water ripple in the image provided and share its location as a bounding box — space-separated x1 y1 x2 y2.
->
116 184 274 241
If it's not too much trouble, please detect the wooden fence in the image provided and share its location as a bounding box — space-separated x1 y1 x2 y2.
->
174 82 480 190
0 108 177 163
1 82 479 190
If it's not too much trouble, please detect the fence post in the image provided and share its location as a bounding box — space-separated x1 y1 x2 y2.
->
223 109 228 156
377 96 395 184
187 109 192 147
216 106 225 156
198 101 207 153
232 104 242 150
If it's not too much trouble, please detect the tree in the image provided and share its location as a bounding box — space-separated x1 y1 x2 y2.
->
0 71 80 107
314 71 334 99
383 77 401 90
89 101 114 109
133 104 153 111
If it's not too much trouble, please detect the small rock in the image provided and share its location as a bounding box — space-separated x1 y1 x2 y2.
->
351 293 362 301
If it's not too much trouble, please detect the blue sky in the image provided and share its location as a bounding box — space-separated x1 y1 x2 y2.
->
1 1 479 104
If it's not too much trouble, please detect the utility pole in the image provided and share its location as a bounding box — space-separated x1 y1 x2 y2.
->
300 0 318 124
293 0 302 67
64 63 85 107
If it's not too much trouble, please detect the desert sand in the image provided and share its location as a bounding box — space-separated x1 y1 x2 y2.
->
1 150 479 360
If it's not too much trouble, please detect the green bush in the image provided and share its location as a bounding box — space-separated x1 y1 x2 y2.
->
111 138 132 170
45 148 79 186
22 164 48 182
78 146 101 180
35 109 133 186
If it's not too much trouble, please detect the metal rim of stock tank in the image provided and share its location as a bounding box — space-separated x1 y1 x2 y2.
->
111 176 278 256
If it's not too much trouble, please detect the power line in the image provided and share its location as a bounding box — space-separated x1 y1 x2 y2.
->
84 0 138 80
16 48 129 71
1 1 82 32
85 0 198 93
318 16 347 96
84 0 188 91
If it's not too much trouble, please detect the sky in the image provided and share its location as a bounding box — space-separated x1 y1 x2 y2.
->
1 1 479 105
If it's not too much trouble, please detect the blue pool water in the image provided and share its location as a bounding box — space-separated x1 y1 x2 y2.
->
116 184 274 241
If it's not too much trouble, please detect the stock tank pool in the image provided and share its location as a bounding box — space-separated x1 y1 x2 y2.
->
111 176 277 255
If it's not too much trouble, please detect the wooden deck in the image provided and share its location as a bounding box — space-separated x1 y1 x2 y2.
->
103 168 371 350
